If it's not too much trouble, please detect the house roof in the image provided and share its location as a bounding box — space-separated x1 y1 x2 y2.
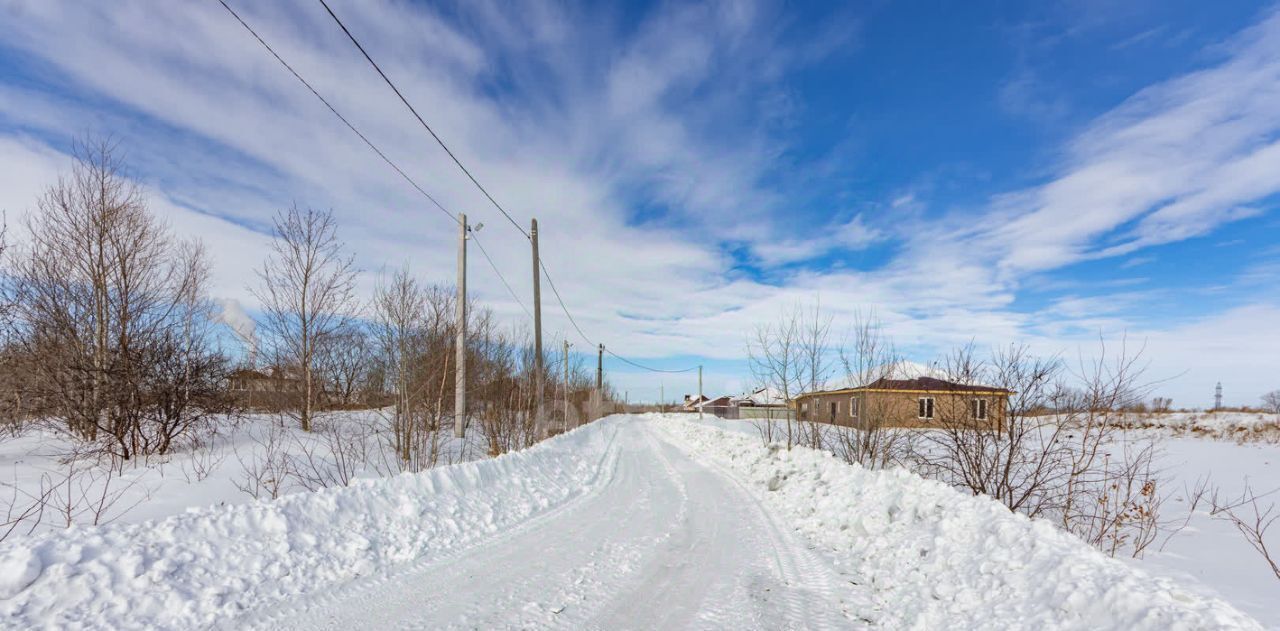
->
731 386 788 406
796 376 1011 398
228 368 271 380
693 395 732 408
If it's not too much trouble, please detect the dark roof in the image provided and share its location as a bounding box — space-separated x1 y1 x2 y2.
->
228 368 271 379
797 376 1011 397
862 377 1008 393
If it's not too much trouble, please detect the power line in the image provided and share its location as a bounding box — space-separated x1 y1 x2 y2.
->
538 258 696 374
215 0 458 228
314 0 697 376
216 0 527 320
607 348 698 374
316 0 530 240
228 0 697 377
472 231 533 319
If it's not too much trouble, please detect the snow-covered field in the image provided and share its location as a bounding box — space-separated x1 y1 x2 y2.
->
0 414 1269 629
1139 434 1279 624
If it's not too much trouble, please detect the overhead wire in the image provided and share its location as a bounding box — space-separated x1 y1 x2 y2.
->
316 0 530 240
224 0 699 375
471 231 533 319
214 0 458 228
216 0 530 319
539 259 696 374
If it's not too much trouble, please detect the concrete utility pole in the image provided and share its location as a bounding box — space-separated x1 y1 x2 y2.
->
531 218 544 438
698 365 703 421
660 383 664 413
563 340 571 431
454 213 468 438
596 343 604 419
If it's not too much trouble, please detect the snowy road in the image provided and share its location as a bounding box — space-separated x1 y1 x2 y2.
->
234 420 867 630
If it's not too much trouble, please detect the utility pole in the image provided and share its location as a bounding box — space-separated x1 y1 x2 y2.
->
660 383 664 413
596 343 604 420
531 218 544 438
563 340 571 431
698 365 703 421
454 213 467 438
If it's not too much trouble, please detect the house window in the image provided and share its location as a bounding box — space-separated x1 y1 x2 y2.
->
973 398 988 420
829 401 839 418
849 396 859 418
918 397 935 420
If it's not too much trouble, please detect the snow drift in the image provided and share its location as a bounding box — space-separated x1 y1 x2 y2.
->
653 415 1259 630
0 418 622 629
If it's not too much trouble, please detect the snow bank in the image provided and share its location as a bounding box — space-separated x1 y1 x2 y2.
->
653 415 1260 630
0 418 623 630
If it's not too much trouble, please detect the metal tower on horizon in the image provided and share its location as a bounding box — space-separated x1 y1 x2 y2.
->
1214 382 1223 410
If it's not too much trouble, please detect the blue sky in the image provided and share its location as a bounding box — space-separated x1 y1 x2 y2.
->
1 1 1278 407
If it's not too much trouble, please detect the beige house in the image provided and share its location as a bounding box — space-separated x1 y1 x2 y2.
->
793 377 1011 430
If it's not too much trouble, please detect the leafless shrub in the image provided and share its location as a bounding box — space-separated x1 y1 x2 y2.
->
1068 439 1162 558
1211 483 1280 581
915 338 1167 558
1 466 51 543
35 445 150 529
1159 475 1212 552
233 418 291 500
178 430 230 484
918 343 1067 518
289 414 372 491
7 137 232 461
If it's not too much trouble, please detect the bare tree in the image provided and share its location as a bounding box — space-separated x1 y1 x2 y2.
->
795 301 836 450
317 325 373 407
919 343 1068 517
252 205 358 432
10 137 229 460
833 312 909 469
0 218 21 432
1262 390 1280 419
371 266 445 468
747 305 803 446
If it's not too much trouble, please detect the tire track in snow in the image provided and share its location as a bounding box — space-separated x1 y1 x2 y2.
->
647 423 873 629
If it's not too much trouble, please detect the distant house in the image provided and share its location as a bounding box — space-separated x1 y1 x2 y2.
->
227 367 302 393
793 376 1011 430
227 367 303 410
682 394 710 411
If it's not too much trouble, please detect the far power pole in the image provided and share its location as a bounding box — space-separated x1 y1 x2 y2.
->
596 343 604 418
563 340 571 431
454 213 468 438
531 218 544 438
698 365 703 420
